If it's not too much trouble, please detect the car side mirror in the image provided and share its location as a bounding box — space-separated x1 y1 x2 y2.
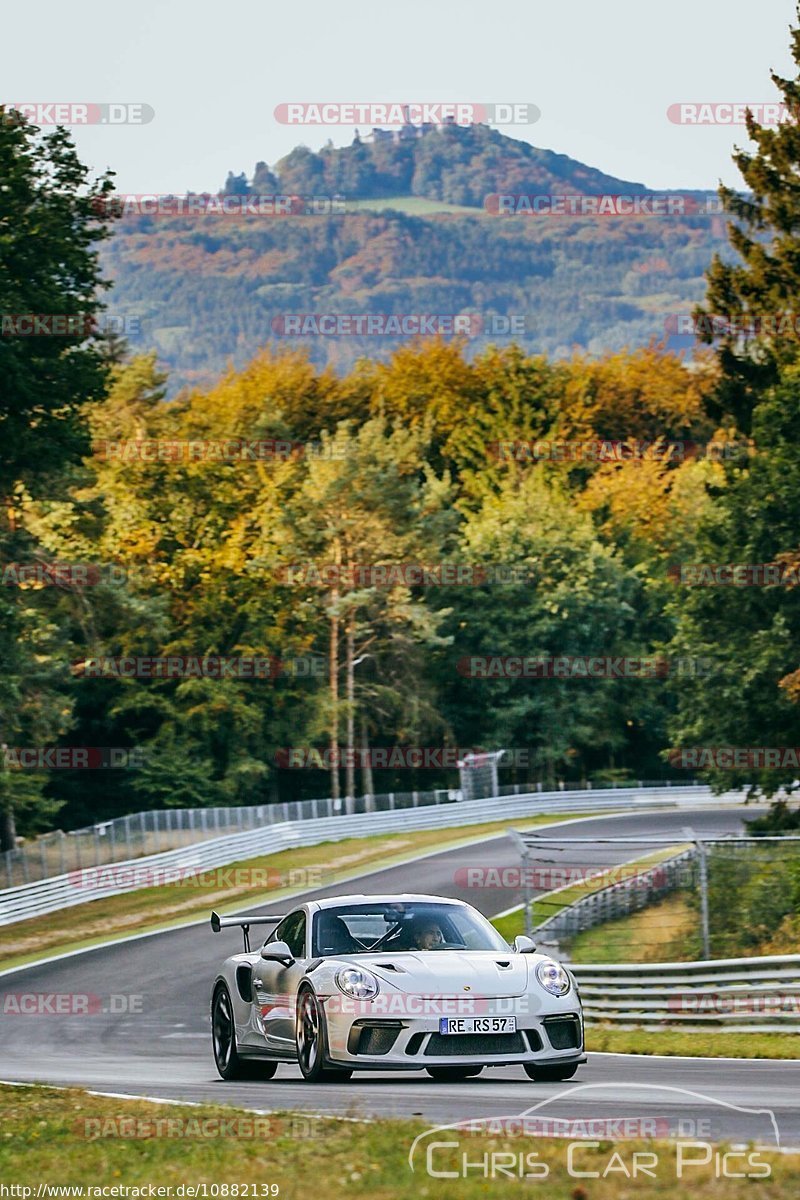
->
260 940 295 966
513 935 537 954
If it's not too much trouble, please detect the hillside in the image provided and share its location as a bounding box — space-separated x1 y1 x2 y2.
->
101 126 729 392
259 122 649 207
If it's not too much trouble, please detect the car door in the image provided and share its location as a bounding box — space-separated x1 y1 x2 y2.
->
253 910 309 1054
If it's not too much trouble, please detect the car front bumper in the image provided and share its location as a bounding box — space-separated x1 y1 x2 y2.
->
322 1001 585 1071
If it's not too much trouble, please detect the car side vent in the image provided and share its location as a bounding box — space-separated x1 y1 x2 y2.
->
495 961 512 968
235 963 253 1003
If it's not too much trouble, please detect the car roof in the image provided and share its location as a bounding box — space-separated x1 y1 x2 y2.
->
306 893 470 913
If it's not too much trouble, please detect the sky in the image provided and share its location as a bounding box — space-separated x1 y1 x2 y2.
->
2 1 797 194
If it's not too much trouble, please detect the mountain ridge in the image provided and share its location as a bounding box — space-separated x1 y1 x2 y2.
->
102 124 728 394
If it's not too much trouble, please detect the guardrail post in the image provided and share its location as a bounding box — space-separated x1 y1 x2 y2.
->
697 837 711 958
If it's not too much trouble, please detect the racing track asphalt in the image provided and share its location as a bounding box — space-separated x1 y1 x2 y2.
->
1 806 798 1144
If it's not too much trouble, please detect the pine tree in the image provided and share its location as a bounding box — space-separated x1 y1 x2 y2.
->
697 6 800 432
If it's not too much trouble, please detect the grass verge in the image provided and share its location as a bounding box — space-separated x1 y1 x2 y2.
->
569 891 697 963
585 1026 800 1059
0 813 604 972
1 1083 797 1198
491 844 689 941
570 890 800 963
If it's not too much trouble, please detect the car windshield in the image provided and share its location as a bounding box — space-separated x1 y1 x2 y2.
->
311 901 510 956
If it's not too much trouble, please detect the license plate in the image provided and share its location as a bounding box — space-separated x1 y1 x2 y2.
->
439 1016 517 1035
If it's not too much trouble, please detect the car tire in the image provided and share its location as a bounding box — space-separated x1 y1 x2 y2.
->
296 988 352 1083
212 984 279 1080
426 1066 483 1082
523 1063 579 1082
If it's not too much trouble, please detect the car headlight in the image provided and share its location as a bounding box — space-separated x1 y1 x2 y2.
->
335 966 380 1000
535 958 571 996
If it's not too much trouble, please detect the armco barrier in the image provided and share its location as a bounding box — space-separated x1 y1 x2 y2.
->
571 953 800 1031
0 785 728 927
533 848 698 942
2 779 699 889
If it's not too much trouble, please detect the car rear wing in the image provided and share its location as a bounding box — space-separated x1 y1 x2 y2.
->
210 910 286 952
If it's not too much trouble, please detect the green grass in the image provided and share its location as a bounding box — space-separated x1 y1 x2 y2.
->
492 845 689 941
0 812 605 972
569 888 800 965
2 1083 797 1198
569 891 697 963
586 1027 800 1059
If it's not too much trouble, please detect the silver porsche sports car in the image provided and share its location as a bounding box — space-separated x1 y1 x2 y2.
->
210 893 585 1083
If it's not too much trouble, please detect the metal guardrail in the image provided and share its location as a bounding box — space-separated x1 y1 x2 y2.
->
2 778 695 889
571 954 800 1031
0 785 719 927
1 789 459 888
533 848 698 943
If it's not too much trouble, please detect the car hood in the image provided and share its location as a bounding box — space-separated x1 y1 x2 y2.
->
349 950 532 997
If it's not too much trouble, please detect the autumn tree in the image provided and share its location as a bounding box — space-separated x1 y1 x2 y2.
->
0 108 116 849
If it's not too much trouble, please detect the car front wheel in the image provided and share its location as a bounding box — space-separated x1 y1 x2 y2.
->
426 1066 483 1082
523 1062 579 1082
296 988 352 1083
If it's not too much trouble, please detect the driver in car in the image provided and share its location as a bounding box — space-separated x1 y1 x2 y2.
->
411 918 445 950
